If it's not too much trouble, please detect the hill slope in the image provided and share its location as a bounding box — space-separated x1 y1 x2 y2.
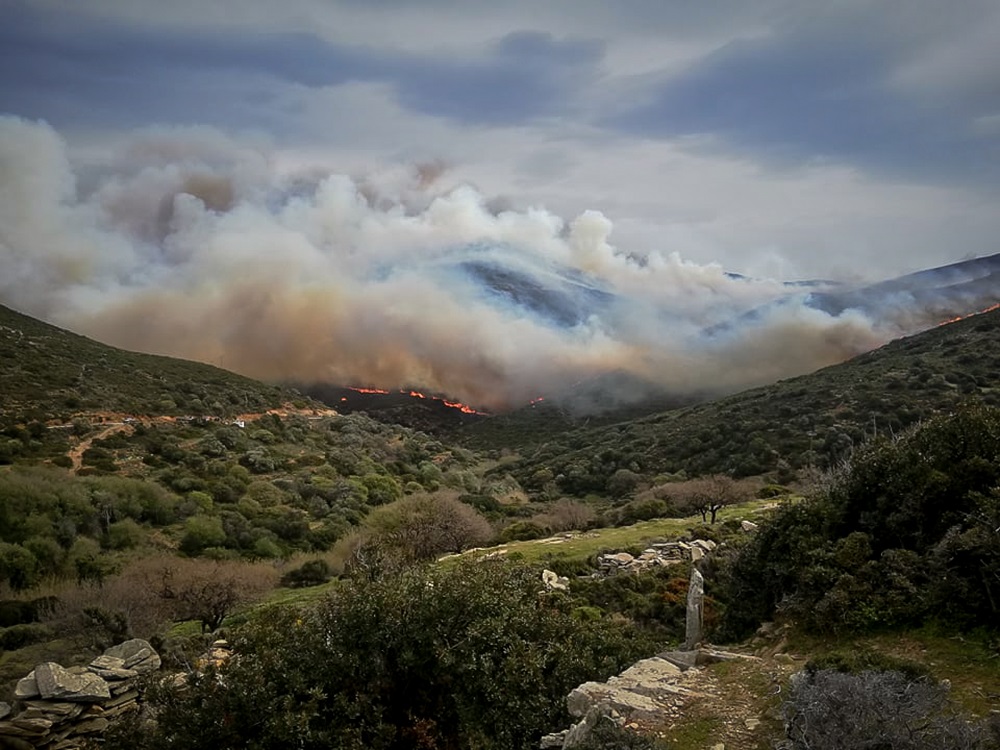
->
0 304 314 423
501 307 1000 494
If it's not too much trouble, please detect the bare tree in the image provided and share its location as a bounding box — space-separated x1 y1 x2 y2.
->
665 475 750 523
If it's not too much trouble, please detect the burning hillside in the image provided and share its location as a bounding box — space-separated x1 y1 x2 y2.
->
2 118 999 411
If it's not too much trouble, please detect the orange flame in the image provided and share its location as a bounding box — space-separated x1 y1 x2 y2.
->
345 385 489 415
937 302 1000 327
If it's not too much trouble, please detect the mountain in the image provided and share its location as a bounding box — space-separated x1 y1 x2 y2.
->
495 306 1000 494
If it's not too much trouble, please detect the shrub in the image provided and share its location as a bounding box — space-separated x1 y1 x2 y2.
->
0 622 54 650
105 560 652 750
782 669 990 750
280 559 333 589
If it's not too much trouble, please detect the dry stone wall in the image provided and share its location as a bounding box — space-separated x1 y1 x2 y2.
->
0 639 160 750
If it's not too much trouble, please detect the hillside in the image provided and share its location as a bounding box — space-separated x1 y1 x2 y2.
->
0 304 312 425
499 307 1000 495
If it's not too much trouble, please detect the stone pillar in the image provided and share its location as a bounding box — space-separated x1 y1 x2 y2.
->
684 566 704 650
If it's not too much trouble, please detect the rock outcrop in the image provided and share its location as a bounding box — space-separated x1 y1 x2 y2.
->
541 648 759 748
596 539 716 575
0 639 159 750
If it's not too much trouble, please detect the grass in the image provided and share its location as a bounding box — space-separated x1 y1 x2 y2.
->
458 498 782 567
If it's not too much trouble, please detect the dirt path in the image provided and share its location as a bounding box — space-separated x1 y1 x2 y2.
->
68 422 133 474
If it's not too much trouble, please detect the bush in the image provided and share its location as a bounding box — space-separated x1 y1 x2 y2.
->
782 669 991 749
107 560 652 750
0 622 54 650
280 559 333 588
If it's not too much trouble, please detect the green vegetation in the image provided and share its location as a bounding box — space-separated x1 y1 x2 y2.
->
494 308 1000 494
718 405 1000 640
105 560 654 750
0 304 311 426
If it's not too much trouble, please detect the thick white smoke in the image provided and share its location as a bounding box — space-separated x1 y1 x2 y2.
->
0 117 946 409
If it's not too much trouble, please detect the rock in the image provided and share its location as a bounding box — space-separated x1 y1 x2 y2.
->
690 545 705 562
0 702 10 720
744 718 760 730
741 520 759 532
684 568 705 650
690 539 717 551
102 639 160 673
0 735 35 750
14 672 40 700
34 662 111 702
103 690 140 709
541 569 569 592
605 553 634 565
68 717 109 735
88 655 139 680
657 650 699 671
0 717 52 736
539 729 568 748
20 702 83 723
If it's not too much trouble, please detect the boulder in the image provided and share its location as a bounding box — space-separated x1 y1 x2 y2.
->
541 569 569 592
34 662 110 702
741 520 759 532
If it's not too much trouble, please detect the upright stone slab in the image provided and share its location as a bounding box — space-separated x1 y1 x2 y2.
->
684 567 704 651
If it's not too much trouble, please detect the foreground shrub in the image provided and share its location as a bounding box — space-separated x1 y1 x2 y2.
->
782 669 991 750
109 560 653 750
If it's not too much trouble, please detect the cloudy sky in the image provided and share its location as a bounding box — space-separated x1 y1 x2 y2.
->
1 0 999 406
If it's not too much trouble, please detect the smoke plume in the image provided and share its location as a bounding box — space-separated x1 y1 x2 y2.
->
0 117 983 410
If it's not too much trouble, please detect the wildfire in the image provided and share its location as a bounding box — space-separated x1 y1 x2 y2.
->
937 302 1000 327
344 386 489 415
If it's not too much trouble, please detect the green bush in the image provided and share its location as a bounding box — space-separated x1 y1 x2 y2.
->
108 560 652 750
0 622 54 650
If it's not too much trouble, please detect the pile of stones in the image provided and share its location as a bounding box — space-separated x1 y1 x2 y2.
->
596 539 717 574
0 639 160 750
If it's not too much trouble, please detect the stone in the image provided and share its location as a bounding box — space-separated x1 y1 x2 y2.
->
102 639 161 673
14 672 40 700
0 702 10 720
741 520 759 532
691 539 716 551
690 545 705 562
684 567 705 650
744 718 760 730
103 690 140 709
68 717 109 735
34 662 111 702
657 650 699 671
0 717 52 736
539 729 568 748
541 569 569 592
605 553 634 565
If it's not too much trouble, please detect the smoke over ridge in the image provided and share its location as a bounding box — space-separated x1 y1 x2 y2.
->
0 117 983 410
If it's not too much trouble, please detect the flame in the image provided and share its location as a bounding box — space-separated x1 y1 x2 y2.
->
344 385 489 415
937 302 1000 327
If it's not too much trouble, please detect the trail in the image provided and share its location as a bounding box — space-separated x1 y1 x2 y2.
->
68 422 133 474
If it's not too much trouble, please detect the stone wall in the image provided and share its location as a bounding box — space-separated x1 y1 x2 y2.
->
0 639 159 750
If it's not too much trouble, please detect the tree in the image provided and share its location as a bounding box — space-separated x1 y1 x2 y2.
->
666 475 747 524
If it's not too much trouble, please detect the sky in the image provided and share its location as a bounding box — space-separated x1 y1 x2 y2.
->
1 0 999 408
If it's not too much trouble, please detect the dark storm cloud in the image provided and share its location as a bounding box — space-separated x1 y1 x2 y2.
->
0 3 603 129
608 16 1000 185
